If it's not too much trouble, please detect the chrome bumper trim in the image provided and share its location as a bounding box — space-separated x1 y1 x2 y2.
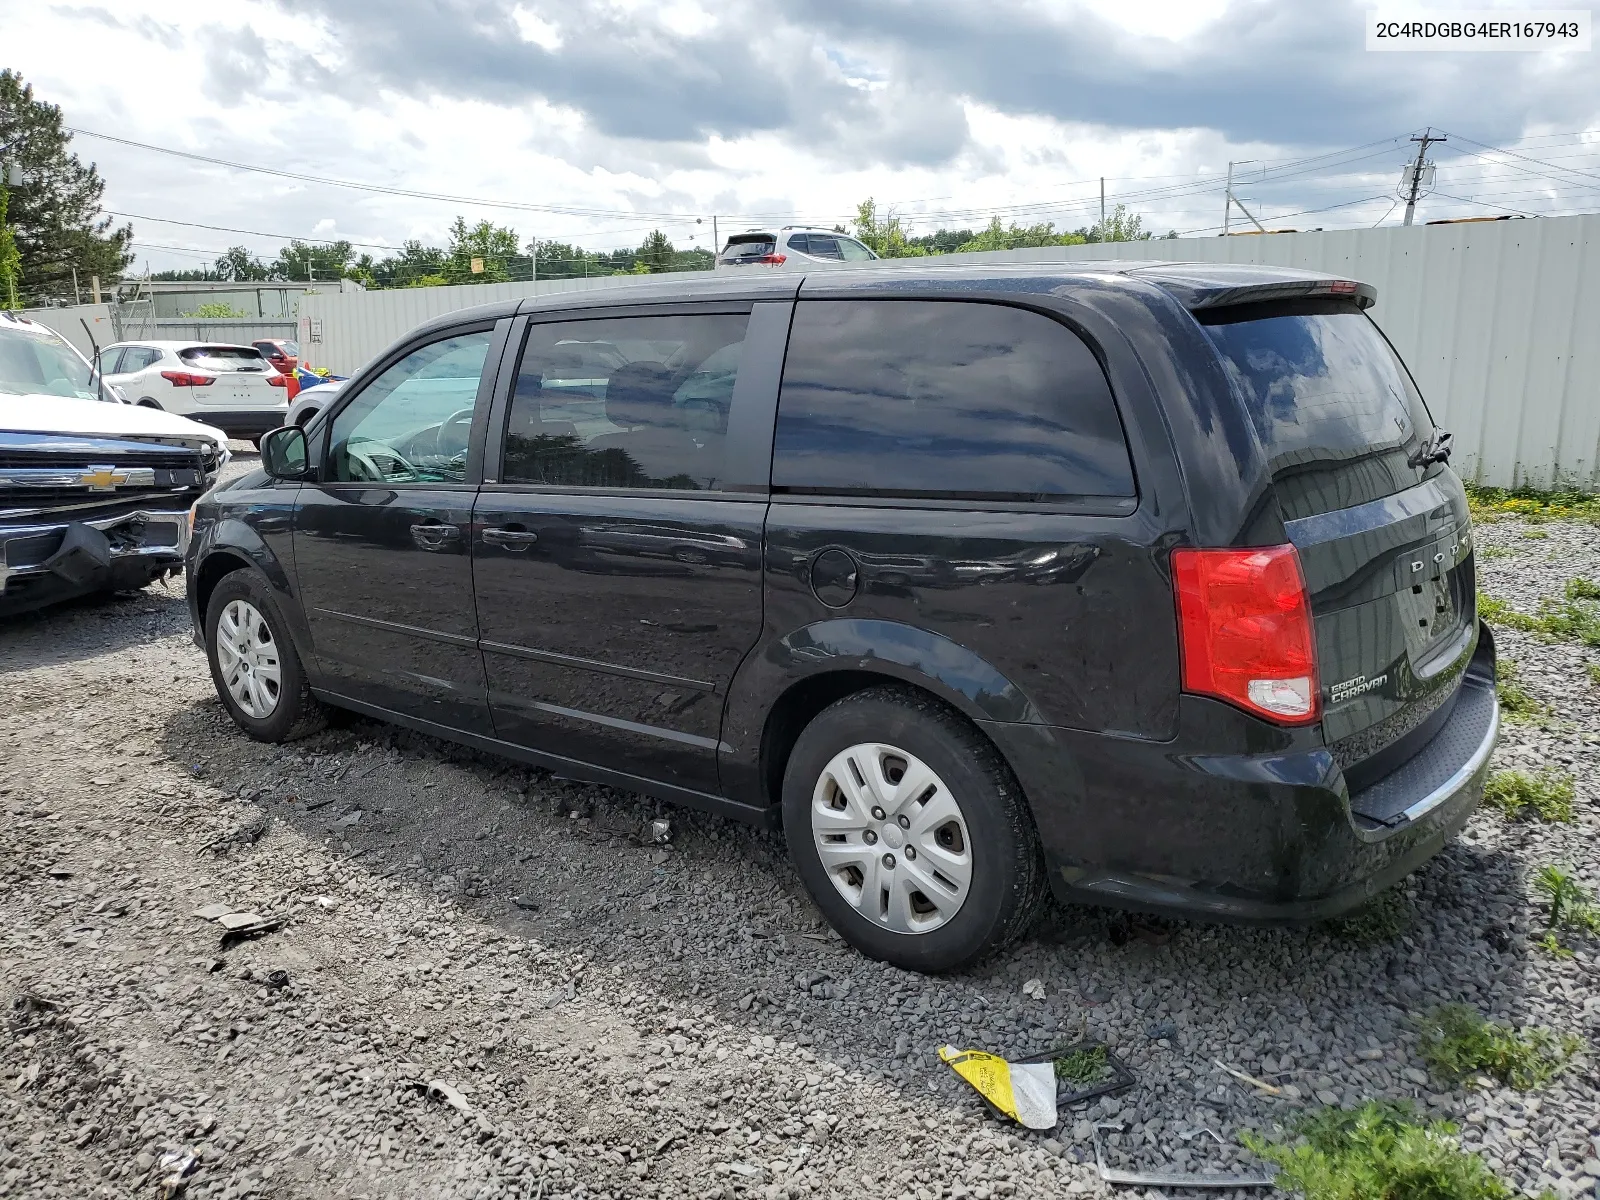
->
0 508 190 590
1397 692 1499 825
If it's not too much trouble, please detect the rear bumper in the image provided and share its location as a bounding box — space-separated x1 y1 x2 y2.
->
193 409 288 438
1 507 189 616
986 621 1499 923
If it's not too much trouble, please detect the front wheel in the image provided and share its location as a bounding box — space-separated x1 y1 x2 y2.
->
204 571 324 742
782 687 1045 973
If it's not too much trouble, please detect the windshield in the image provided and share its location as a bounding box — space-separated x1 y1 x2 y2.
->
0 326 103 401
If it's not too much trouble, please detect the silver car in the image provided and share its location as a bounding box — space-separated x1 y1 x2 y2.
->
715 227 878 270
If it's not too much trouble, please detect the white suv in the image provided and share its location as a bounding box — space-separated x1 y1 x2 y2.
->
100 341 289 444
716 227 878 270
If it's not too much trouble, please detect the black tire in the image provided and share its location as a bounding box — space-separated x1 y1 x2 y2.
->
204 571 325 742
781 687 1045 973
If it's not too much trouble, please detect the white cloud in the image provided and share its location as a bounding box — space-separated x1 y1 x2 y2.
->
6 0 1596 280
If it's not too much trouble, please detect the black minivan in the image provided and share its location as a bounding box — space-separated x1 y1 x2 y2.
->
186 262 1497 973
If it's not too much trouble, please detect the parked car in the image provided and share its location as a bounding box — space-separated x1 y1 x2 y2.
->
252 338 300 377
1 313 229 616
252 340 301 400
99 341 289 443
285 377 348 428
186 263 1494 973
716 227 878 270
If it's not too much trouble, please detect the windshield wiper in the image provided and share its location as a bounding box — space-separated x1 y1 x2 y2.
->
1409 428 1453 467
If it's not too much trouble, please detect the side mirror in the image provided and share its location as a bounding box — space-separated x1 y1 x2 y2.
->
259 425 310 481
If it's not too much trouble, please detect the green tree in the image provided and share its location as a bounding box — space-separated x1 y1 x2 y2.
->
370 239 447 288
1084 203 1150 243
272 239 354 282
955 216 1087 252
636 229 675 273
213 245 269 282
444 217 520 284
0 184 21 309
852 198 928 258
0 70 132 304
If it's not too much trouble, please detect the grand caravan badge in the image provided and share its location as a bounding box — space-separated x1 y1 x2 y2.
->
1330 672 1388 704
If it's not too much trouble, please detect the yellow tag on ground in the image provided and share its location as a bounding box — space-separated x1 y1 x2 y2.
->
938 1045 1058 1130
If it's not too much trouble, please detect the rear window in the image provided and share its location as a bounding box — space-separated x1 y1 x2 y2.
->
721 236 776 260
180 346 269 371
1201 305 1436 519
772 300 1136 504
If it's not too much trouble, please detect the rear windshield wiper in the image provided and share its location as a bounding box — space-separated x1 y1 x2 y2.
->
1409 428 1453 467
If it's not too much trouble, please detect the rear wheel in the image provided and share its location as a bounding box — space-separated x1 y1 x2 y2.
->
204 572 324 742
782 687 1045 972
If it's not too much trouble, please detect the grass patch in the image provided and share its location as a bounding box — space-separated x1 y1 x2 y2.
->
1492 660 1546 722
1242 1101 1517 1200
1322 888 1411 945
1587 663 1600 689
1530 865 1600 959
1463 483 1600 523
1479 545 1511 559
1417 1004 1581 1090
1477 579 1600 646
1482 768 1574 822
1052 1044 1108 1084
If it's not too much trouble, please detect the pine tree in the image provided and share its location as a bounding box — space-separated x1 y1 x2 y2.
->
0 70 132 304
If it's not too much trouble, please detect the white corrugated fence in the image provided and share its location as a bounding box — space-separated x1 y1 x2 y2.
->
297 215 1600 490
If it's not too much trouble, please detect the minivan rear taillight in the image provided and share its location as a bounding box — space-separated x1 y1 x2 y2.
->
751 253 786 265
1172 544 1319 724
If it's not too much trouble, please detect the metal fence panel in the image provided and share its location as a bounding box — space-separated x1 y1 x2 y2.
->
297 216 1600 489
296 275 655 379
146 318 299 345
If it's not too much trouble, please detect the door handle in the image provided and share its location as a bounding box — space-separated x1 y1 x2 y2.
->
409 522 461 551
481 526 539 550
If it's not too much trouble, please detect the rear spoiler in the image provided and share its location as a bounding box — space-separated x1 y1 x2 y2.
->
1133 270 1377 313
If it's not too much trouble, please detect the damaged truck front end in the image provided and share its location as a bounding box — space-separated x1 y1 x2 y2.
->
0 430 216 616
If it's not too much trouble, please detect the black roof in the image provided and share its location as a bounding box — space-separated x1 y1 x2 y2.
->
410 258 1374 338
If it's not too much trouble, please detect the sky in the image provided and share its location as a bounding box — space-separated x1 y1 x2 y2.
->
3 0 1599 276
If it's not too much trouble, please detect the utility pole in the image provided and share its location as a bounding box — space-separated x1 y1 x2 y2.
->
530 239 537 284
1099 178 1106 239
712 214 718 258
1402 128 1445 226
1221 160 1267 234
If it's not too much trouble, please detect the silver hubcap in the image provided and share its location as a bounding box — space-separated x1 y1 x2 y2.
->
811 742 972 935
215 599 282 719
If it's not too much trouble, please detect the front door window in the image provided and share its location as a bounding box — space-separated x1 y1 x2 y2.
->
326 330 492 484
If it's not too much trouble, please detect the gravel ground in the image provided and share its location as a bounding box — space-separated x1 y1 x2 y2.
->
3 459 1598 1199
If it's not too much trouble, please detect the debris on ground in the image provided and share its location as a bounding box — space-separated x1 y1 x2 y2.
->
155 1146 199 1197
1021 977 1045 1000
939 1045 1059 1129
649 817 672 844
1093 1123 1276 1190
414 1079 497 1140
199 814 269 853
1215 1058 1285 1097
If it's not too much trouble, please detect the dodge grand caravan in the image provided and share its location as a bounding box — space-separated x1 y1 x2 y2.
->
185 263 1497 973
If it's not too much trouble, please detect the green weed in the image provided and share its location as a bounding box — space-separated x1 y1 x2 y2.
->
1493 660 1545 722
1417 1004 1580 1091
1532 865 1600 938
1480 545 1511 559
1463 483 1600 523
1532 932 1574 960
1052 1044 1108 1085
1587 663 1600 688
1241 1101 1515 1200
1477 580 1600 647
1322 889 1411 945
1482 769 1575 822
1524 529 1549 540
